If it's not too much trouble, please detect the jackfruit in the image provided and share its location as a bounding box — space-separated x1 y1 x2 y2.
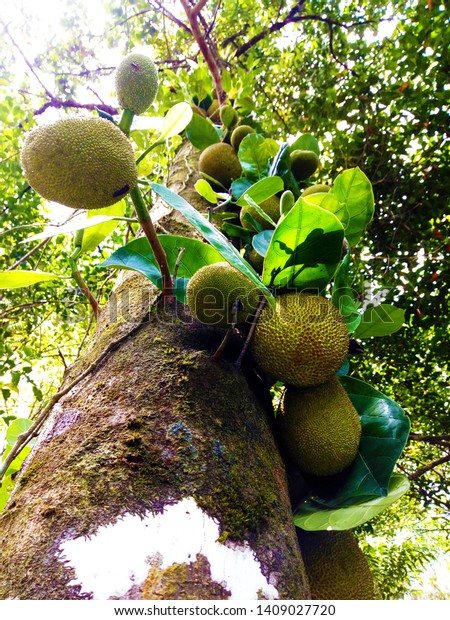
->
250 292 348 387
186 262 260 327
20 116 138 210
302 184 330 197
198 143 242 188
245 248 264 274
231 125 255 151
290 150 319 181
207 100 221 122
115 52 159 114
297 530 375 600
277 377 361 476
240 195 281 231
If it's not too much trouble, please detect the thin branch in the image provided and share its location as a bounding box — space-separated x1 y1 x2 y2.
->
33 98 118 117
180 0 225 104
0 300 51 320
149 1 191 34
7 238 51 271
191 0 209 17
409 454 450 482
409 433 450 444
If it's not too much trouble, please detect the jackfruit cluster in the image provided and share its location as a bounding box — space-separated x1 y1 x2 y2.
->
186 261 260 328
20 116 138 210
115 52 159 115
297 530 375 600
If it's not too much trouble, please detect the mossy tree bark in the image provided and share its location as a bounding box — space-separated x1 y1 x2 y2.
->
0 142 309 600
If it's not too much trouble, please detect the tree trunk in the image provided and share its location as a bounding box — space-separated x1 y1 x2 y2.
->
0 143 309 600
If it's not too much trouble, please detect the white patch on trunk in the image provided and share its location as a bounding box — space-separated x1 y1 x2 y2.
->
59 497 278 600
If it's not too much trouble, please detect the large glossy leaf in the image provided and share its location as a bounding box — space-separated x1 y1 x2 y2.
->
0 270 62 289
6 418 33 444
331 253 362 332
354 304 405 338
289 133 320 156
21 215 124 244
81 201 126 253
236 176 284 207
158 102 193 140
150 183 275 307
302 376 411 508
262 198 344 291
328 168 374 246
100 235 224 303
238 134 279 180
252 230 274 257
185 113 220 150
294 474 410 531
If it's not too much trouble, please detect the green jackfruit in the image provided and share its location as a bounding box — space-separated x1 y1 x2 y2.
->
278 377 361 476
290 150 319 181
207 100 221 122
297 530 375 600
250 292 349 387
186 262 260 327
301 184 331 197
198 143 242 188
20 116 138 210
231 125 255 150
240 195 281 231
115 52 159 114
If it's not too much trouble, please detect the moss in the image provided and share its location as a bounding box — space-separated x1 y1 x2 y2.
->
142 554 231 600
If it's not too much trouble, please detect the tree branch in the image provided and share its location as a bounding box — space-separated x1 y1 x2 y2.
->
180 0 225 104
408 454 450 481
33 98 118 117
149 1 192 34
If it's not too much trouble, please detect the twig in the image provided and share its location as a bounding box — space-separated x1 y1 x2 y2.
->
408 454 450 482
235 295 267 369
7 238 51 271
149 1 191 34
0 314 150 481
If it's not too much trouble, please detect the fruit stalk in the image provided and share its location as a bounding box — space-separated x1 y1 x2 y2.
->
68 247 100 318
129 185 173 299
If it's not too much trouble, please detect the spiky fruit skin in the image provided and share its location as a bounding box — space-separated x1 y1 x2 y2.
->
250 292 349 387
297 530 375 600
302 184 331 197
278 377 361 476
240 195 281 231
198 143 242 189
115 53 158 114
186 262 261 327
231 125 255 150
20 116 138 210
290 150 319 181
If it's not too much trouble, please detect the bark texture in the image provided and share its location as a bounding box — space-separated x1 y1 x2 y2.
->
0 142 309 600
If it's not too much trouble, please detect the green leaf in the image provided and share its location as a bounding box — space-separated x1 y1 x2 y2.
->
194 180 219 204
243 194 276 227
158 102 193 140
236 176 284 207
81 201 126 253
262 198 344 291
354 304 405 338
238 134 279 180
294 474 410 531
0 270 62 289
0 475 14 512
21 215 126 243
329 168 374 246
185 113 221 150
221 223 254 244
252 230 274 257
304 376 410 508
331 253 362 332
289 133 320 156
150 183 275 307
6 418 33 444
100 235 224 303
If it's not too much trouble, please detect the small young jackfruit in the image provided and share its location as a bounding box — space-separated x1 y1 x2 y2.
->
250 292 349 387
206 100 221 122
240 195 281 231
186 262 261 328
198 143 242 188
290 150 319 181
20 116 138 210
277 377 361 476
115 52 159 114
301 184 331 197
230 125 255 151
297 530 375 600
